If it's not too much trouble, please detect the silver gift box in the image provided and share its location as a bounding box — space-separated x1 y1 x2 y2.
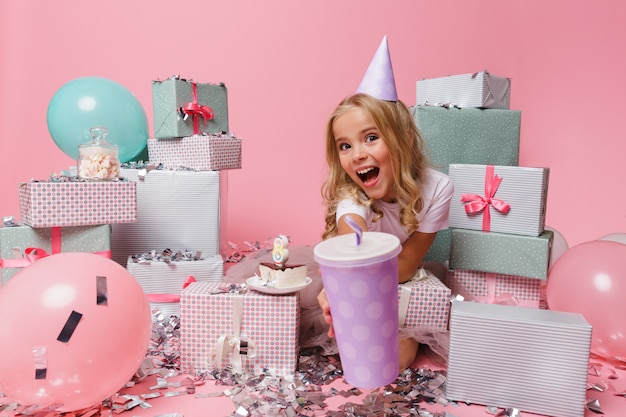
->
447 300 591 417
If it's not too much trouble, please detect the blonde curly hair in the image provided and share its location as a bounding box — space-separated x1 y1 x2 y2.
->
321 93 431 240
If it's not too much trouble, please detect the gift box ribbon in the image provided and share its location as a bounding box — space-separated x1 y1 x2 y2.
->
484 272 519 306
0 227 111 271
398 268 429 327
461 165 510 232
145 275 196 303
210 293 257 374
180 82 214 134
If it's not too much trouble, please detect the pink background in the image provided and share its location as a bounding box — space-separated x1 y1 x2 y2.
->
1 1 625 249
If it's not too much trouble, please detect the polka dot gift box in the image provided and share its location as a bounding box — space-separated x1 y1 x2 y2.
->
398 268 451 329
180 281 300 377
147 133 242 171
18 180 137 228
446 269 541 308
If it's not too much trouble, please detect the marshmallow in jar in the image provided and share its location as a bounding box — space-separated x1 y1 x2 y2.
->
77 126 120 180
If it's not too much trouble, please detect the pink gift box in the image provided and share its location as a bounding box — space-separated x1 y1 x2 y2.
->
447 269 541 308
19 181 137 228
147 134 242 171
180 281 300 376
398 269 451 329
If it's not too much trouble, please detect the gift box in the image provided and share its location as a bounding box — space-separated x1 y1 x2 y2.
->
0 223 111 285
446 269 541 308
180 281 300 376
152 77 228 139
416 71 511 109
411 106 520 174
147 134 242 171
128 253 224 319
19 180 137 228
450 229 553 279
398 269 451 329
446 300 591 417
111 168 221 265
448 164 549 236
423 228 451 264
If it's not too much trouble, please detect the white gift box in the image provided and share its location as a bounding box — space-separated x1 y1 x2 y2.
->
416 71 511 109
180 281 300 376
127 253 224 319
448 164 549 236
111 168 221 265
446 300 591 417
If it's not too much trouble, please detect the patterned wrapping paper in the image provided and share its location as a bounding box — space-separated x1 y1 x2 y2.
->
127 254 224 319
19 181 137 228
448 164 549 237
180 281 300 377
0 224 111 285
147 134 242 171
111 169 221 265
446 269 541 308
152 77 228 139
416 71 511 109
450 228 553 279
411 106 520 175
397 269 451 329
446 300 591 417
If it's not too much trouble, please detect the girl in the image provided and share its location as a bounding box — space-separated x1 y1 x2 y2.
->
317 92 454 370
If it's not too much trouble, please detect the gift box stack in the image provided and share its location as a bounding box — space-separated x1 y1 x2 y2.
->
120 75 302 377
111 76 244 317
1 175 138 286
414 72 591 415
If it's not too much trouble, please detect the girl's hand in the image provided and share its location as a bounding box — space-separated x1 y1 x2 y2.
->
317 288 335 337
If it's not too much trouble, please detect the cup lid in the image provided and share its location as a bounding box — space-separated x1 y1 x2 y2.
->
313 231 401 267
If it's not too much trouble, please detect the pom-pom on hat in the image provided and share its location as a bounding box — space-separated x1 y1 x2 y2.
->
356 36 398 102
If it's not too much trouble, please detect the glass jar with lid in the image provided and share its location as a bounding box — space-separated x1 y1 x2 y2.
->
77 127 120 180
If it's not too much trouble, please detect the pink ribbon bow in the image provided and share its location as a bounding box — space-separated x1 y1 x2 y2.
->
460 165 511 232
180 82 214 134
485 272 519 306
145 275 197 303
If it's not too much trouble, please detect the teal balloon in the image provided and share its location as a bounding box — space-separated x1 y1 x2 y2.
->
47 77 149 162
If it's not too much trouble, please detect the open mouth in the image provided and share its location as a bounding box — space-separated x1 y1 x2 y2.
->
356 167 380 186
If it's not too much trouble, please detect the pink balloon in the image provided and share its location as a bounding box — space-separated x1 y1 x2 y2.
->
546 240 626 361
0 252 152 412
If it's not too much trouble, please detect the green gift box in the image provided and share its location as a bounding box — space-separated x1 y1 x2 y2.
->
0 224 111 285
449 229 553 279
411 106 521 174
152 77 229 139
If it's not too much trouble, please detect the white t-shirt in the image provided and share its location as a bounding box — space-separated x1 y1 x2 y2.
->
336 168 454 245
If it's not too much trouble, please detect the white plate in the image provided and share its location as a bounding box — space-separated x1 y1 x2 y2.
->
246 276 312 294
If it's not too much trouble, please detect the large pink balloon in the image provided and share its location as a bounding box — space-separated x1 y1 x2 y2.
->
0 252 152 412
546 240 626 361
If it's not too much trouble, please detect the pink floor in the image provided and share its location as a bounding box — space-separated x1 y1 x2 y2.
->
89 352 626 416
1 350 623 416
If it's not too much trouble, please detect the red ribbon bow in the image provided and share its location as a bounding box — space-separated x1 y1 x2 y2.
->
181 82 214 134
460 165 510 232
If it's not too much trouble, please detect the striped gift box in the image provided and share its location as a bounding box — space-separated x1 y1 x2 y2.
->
127 254 224 320
111 168 221 265
448 164 549 236
447 300 591 417
147 134 242 171
416 71 511 109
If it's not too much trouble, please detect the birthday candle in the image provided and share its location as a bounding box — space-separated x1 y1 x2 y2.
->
272 235 290 267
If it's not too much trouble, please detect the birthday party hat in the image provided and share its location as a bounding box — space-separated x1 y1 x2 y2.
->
356 36 398 101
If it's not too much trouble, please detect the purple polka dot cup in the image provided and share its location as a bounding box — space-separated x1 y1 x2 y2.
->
314 232 401 388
